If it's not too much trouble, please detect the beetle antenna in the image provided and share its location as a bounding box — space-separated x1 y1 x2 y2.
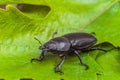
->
34 37 42 45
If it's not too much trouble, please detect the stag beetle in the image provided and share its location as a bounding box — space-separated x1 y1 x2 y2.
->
31 32 109 74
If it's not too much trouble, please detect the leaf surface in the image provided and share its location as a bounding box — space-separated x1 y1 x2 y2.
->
0 0 120 80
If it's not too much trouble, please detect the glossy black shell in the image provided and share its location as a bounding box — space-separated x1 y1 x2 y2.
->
62 33 97 50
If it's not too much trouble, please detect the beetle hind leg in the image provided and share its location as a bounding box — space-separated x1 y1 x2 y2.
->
74 50 89 70
83 47 108 53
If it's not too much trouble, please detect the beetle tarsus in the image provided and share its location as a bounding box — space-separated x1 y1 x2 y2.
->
74 50 89 70
31 51 45 63
55 67 64 74
82 63 89 70
31 58 42 63
31 55 44 63
108 46 120 51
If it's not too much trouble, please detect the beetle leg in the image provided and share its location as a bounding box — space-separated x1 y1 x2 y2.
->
74 50 89 70
52 32 57 38
84 47 108 52
31 51 45 63
55 55 65 74
90 41 117 52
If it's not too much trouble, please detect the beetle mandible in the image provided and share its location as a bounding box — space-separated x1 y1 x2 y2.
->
31 32 108 74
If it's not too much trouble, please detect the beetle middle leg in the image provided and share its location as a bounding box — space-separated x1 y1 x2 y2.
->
31 51 45 62
74 50 89 70
55 55 66 74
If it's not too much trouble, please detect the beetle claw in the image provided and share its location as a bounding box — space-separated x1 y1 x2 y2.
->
80 63 89 70
55 67 64 74
55 69 64 74
30 58 43 63
85 65 89 70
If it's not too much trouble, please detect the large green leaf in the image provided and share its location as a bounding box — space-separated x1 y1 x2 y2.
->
0 0 120 80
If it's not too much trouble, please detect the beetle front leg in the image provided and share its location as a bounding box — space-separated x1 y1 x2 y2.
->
55 55 66 74
74 50 89 70
31 51 45 63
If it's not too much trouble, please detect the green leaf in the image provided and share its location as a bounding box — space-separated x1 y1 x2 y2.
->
96 50 120 80
0 0 120 80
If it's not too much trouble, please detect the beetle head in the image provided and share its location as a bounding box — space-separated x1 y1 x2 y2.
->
39 41 57 51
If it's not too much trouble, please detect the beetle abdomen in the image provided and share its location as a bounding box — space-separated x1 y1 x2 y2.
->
62 33 97 49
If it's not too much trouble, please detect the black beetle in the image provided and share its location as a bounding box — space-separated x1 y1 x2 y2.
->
31 32 108 73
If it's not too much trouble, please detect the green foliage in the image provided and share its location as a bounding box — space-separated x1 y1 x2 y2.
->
0 0 120 80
